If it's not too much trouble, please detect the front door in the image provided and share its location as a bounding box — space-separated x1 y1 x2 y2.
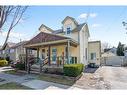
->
42 49 45 60
52 48 57 64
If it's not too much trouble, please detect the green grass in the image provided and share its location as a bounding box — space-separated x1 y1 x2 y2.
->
4 70 17 74
4 70 26 76
0 82 32 89
37 73 75 86
4 70 76 86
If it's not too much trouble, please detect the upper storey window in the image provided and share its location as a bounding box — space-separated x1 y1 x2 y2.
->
66 25 72 34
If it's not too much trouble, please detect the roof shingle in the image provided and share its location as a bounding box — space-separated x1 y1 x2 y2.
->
26 32 69 45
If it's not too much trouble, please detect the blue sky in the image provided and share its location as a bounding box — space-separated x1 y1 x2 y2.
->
1 6 127 47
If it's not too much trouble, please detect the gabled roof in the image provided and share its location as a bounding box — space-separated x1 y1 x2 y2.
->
53 29 63 34
72 23 86 32
11 41 28 49
2 42 16 50
39 24 53 32
25 32 69 45
52 23 87 34
62 16 78 25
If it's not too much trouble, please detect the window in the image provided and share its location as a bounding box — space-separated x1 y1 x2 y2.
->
66 24 72 34
85 48 87 60
67 27 71 34
0 51 1 54
28 50 32 54
10 49 15 53
91 53 96 60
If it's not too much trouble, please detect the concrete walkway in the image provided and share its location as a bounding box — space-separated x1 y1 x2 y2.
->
0 72 83 90
0 67 83 90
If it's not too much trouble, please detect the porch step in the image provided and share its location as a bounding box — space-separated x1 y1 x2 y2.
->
31 64 40 68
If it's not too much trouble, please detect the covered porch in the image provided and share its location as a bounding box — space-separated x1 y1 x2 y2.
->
24 32 79 73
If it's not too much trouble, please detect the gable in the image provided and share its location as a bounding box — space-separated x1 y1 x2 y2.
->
62 16 78 31
80 23 90 37
39 24 53 33
26 32 69 45
62 16 78 25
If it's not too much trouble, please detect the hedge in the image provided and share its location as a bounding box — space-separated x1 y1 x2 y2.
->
15 63 25 70
63 64 84 77
0 60 8 66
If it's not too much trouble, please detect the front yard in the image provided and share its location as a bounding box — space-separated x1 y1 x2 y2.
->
1 66 127 89
4 70 76 86
0 82 32 89
38 73 76 86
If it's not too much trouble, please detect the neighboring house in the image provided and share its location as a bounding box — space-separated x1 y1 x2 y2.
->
101 52 116 57
104 47 117 55
102 47 117 58
25 16 101 65
124 50 127 57
0 42 16 59
88 41 101 65
0 41 36 62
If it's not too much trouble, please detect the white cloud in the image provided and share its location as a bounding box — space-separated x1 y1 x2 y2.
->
78 13 88 19
0 31 24 38
89 13 97 18
91 24 101 28
78 13 97 19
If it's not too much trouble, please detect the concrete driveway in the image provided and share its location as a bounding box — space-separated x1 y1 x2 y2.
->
95 66 127 89
74 66 127 89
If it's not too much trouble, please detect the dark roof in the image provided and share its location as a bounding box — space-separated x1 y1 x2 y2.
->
72 23 86 32
62 16 78 25
52 23 86 34
53 29 63 34
11 41 28 49
26 32 69 45
2 42 16 50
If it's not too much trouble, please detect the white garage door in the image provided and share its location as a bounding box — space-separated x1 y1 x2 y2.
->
101 56 124 66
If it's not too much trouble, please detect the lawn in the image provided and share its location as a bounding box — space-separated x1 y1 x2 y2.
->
0 82 32 89
4 70 76 86
4 70 26 76
37 73 75 86
4 70 17 74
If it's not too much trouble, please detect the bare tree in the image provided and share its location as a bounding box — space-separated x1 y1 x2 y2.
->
0 6 27 49
101 42 112 52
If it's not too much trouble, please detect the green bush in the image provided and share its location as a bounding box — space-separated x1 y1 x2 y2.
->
0 60 8 66
15 63 25 70
63 64 84 77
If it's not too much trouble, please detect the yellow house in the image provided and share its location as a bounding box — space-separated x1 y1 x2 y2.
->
25 16 101 66
88 41 101 65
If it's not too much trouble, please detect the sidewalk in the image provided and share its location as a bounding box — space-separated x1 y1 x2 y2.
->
0 69 83 90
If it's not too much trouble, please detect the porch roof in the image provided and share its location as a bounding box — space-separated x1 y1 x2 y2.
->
25 32 78 48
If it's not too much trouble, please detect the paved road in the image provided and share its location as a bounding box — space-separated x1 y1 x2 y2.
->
96 66 127 89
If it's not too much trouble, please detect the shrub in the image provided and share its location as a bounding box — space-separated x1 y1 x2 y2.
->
15 62 25 70
63 64 84 77
0 60 8 66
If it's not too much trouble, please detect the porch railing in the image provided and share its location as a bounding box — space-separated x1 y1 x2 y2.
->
52 56 77 65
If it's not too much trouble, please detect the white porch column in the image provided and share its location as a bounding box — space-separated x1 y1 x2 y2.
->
67 40 70 64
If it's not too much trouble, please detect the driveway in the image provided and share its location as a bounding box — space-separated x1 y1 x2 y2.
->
96 66 127 89
73 66 127 89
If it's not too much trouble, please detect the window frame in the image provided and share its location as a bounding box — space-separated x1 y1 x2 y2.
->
66 24 72 34
91 53 96 60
